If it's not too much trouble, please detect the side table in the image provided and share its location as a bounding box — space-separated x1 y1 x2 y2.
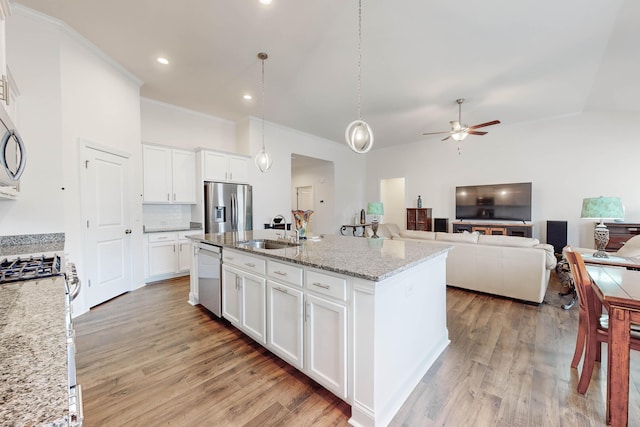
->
340 224 370 237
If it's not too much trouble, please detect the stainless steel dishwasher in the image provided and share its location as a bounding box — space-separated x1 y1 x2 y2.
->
197 242 222 317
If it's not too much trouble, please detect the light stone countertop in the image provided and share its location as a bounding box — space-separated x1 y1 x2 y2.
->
0 276 69 426
188 230 452 282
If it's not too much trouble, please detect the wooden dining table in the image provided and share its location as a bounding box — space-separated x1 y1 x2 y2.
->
585 264 640 426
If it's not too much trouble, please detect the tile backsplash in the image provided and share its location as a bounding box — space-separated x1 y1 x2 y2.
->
143 204 193 229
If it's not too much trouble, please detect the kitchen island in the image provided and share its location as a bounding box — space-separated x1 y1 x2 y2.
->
188 231 452 427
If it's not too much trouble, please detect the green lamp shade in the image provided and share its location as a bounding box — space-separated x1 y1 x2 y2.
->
580 197 624 220
367 202 384 215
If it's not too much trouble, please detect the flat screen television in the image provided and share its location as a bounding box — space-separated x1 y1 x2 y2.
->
456 182 532 221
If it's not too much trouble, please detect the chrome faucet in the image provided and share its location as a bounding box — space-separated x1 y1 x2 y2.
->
271 214 287 239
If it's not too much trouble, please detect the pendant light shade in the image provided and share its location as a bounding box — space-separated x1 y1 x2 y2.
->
345 119 374 153
254 147 272 172
254 52 273 172
345 0 374 154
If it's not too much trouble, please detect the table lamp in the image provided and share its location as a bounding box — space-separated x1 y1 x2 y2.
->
367 202 384 238
580 196 624 258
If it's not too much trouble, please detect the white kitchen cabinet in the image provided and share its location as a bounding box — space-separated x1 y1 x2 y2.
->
145 230 200 281
143 145 196 203
222 249 267 344
177 237 192 272
147 233 179 276
267 260 304 369
304 269 348 399
201 150 249 183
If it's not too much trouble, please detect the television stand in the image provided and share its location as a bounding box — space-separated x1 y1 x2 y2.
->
452 221 533 238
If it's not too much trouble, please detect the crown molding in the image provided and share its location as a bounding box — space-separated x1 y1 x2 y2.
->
12 4 143 87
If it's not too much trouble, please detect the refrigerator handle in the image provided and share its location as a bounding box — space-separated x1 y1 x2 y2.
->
231 193 237 230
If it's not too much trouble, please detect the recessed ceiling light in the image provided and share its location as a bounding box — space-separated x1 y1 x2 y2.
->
157 57 169 65
259 0 272 5
243 94 253 100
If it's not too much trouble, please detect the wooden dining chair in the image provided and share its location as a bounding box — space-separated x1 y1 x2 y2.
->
565 249 640 394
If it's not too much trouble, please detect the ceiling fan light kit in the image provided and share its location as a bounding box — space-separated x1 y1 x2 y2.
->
422 98 500 144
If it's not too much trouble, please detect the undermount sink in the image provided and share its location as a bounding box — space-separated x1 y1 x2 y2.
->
237 239 299 250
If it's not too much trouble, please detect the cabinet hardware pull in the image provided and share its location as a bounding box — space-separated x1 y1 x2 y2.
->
274 287 288 294
312 282 330 289
173 193 176 201
274 271 288 276
167 193 170 201
245 263 256 267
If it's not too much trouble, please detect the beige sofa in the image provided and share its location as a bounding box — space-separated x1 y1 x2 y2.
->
367 223 556 304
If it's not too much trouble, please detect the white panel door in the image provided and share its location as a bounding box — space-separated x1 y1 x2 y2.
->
83 146 132 307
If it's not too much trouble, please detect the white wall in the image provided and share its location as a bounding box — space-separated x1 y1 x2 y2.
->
5 7 142 316
366 111 640 247
141 98 236 152
1 10 63 235
244 117 367 234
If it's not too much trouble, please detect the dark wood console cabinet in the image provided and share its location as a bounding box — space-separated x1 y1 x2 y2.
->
604 222 640 251
406 208 432 231
452 221 533 238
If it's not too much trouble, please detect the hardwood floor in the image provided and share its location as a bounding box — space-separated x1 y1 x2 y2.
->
74 274 640 426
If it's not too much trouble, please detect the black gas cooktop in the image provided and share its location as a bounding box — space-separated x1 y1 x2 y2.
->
0 254 62 284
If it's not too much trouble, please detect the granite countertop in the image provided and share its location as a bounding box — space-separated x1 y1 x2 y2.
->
0 233 65 258
0 276 69 426
143 226 203 234
188 230 452 282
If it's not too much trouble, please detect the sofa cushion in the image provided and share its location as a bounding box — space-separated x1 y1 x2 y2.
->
436 232 479 244
478 234 540 248
534 243 558 269
615 234 640 257
386 223 401 238
398 229 436 240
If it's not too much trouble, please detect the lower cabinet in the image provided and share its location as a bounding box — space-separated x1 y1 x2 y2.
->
220 249 348 400
222 264 267 344
267 280 304 369
305 292 347 398
145 231 202 281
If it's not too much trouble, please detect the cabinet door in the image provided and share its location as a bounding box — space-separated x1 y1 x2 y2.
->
228 155 249 183
178 240 192 272
222 265 241 325
267 280 304 369
241 272 267 345
305 293 347 398
143 145 171 203
171 150 196 203
203 151 228 181
148 242 178 276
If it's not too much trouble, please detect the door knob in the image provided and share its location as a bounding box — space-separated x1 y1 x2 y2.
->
125 229 132 234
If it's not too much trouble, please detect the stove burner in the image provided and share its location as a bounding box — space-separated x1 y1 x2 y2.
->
0 254 62 283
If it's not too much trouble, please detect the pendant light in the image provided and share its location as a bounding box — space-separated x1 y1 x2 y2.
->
345 0 374 154
254 52 273 172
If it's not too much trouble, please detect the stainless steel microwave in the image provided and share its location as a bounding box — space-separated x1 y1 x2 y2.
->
0 106 25 188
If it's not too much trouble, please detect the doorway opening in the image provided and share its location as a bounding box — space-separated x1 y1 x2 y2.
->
380 177 406 228
291 154 334 235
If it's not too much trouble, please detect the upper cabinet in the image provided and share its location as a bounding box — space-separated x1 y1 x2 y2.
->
0 1 17 125
143 144 196 204
201 150 249 183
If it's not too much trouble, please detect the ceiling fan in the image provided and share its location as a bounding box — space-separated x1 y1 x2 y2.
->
422 98 500 141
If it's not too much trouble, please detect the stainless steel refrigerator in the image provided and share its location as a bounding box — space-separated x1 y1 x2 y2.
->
204 181 253 233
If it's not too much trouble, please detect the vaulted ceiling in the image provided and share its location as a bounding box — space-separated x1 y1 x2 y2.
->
15 0 640 149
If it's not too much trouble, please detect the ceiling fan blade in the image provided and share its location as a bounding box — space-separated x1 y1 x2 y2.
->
441 135 452 141
468 130 488 135
468 120 500 130
422 131 451 136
